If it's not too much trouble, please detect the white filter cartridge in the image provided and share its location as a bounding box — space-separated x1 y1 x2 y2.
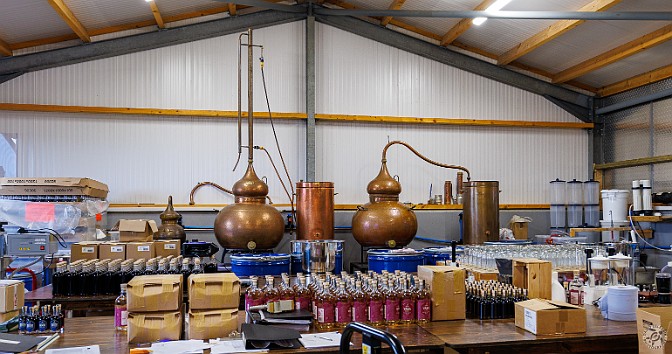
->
631 180 642 213
641 180 653 214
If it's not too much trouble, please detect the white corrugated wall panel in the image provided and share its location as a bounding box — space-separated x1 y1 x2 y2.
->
0 21 306 114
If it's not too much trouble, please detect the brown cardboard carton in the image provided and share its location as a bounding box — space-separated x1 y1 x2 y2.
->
154 240 181 258
98 242 126 260
0 280 24 313
514 299 586 335
188 308 238 340
636 307 672 354
417 266 465 321
70 242 99 261
115 219 158 242
511 222 529 240
188 273 240 310
0 177 108 199
127 275 182 312
126 242 155 261
0 309 19 323
513 258 552 300
128 311 182 343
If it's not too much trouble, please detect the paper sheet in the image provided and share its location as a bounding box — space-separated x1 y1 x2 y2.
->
298 332 343 348
149 340 212 354
46 345 101 354
208 339 268 354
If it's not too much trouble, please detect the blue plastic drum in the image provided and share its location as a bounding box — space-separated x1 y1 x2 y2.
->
423 246 463 265
367 249 424 273
230 253 290 277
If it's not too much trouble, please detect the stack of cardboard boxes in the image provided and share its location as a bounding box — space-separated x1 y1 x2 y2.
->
126 275 183 343
187 273 240 340
0 280 24 323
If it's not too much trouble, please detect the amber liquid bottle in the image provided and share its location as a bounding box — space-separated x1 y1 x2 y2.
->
318 282 336 330
416 279 431 324
352 280 369 324
384 280 400 326
368 279 385 326
245 276 266 310
400 279 416 325
294 276 311 311
334 282 352 328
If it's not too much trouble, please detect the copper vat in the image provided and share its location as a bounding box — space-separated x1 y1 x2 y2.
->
352 161 417 248
463 181 499 244
214 163 284 250
154 195 186 243
296 182 334 240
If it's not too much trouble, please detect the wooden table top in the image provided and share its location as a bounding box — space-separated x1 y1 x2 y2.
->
26 284 117 303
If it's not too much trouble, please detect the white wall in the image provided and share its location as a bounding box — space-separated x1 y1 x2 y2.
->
0 20 589 205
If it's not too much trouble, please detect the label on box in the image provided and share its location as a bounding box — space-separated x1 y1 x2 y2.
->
81 247 95 253
137 245 150 252
164 244 176 250
524 308 537 334
111 246 124 253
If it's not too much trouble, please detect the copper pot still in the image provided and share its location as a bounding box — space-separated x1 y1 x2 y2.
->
154 195 186 243
463 181 500 244
296 182 334 240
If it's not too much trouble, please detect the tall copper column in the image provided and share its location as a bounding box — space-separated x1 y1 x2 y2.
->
463 181 499 244
296 182 334 240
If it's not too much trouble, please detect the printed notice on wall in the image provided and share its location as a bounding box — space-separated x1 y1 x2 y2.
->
0 133 18 178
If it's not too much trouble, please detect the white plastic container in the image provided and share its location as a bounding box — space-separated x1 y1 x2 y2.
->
600 221 630 242
584 205 600 227
550 205 566 228
550 179 566 205
631 180 642 213
601 190 629 222
567 205 583 228
567 179 583 205
583 180 600 205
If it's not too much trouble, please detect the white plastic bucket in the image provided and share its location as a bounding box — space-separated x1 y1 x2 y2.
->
601 190 629 222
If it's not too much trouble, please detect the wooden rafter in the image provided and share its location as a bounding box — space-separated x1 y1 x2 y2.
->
148 1 165 29
497 0 620 65
599 63 672 97
380 0 406 27
47 0 90 42
228 4 237 16
553 24 672 84
440 0 495 47
0 37 11 57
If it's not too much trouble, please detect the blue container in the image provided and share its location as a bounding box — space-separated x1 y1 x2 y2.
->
6 273 33 291
334 253 343 273
230 253 290 277
423 247 463 265
368 249 424 273
290 254 303 275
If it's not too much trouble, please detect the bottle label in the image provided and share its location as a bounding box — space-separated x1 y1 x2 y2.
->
38 319 48 332
26 320 35 333
50 318 59 332
245 296 265 310
384 299 400 321
321 302 335 323
401 299 415 320
569 290 580 305
417 298 431 321
295 296 310 311
115 305 127 327
18 319 26 332
312 302 318 320
369 299 384 322
335 302 352 323
353 301 368 322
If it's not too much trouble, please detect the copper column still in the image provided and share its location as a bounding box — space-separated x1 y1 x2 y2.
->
296 182 334 240
463 181 499 244
213 29 284 251
352 141 470 248
154 195 186 243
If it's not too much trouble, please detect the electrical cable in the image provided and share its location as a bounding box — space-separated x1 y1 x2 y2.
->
628 205 672 253
256 146 293 206
8 255 44 280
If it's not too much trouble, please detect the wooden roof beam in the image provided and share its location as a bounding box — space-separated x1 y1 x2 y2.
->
553 24 672 84
228 4 237 16
380 0 406 27
497 0 620 65
440 0 495 46
148 0 165 29
0 37 12 56
47 0 91 42
599 63 672 97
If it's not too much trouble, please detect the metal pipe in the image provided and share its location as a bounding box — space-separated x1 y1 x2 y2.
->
313 8 672 21
188 181 273 205
234 33 246 171
381 140 471 180
596 87 672 115
248 28 254 163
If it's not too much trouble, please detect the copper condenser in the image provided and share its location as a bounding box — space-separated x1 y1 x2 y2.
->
296 182 334 240
463 181 499 244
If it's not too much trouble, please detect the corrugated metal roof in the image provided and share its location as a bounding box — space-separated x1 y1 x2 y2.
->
155 0 229 19
65 0 155 30
0 0 74 43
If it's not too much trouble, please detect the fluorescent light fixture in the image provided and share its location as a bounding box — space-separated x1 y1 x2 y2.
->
473 0 512 26
145 0 153 2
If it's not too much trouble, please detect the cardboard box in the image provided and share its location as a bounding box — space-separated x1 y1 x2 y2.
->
188 308 238 340
128 311 182 344
0 309 19 323
511 222 529 240
98 242 126 260
189 273 240 310
417 266 465 321
115 219 157 242
154 240 181 258
127 275 182 312
0 280 24 313
0 177 108 199
70 242 99 261
513 258 552 300
636 307 672 354
126 242 155 261
515 299 586 335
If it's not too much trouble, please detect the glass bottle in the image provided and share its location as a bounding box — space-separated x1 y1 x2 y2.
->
400 279 416 325
18 307 26 334
25 306 35 334
279 274 295 302
180 258 192 291
92 261 107 296
144 258 157 275
119 260 134 286
569 273 584 305
312 281 323 326
318 281 336 330
51 262 66 297
416 280 431 324
294 276 311 311
103 260 118 295
351 280 369 324
156 259 168 275
191 258 204 275
115 284 128 331
245 276 266 311
130 260 145 281
263 276 279 304
50 306 60 333
204 258 218 273
38 306 48 334
168 259 180 274
478 290 489 320
384 280 400 326
67 263 80 296
368 280 385 326
335 281 352 328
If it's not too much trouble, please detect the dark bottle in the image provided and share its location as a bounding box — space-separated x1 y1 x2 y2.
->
129 260 145 281
25 307 35 334
49 306 59 333
38 306 49 334
120 260 134 284
180 258 192 291
51 262 67 297
144 258 157 275
478 290 489 320
102 260 118 295
92 261 107 296
18 307 26 334
78 262 93 296
156 259 168 275
67 263 81 296
168 259 180 274
204 258 218 273
191 258 204 275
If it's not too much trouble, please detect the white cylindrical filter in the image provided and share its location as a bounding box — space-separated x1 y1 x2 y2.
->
583 180 600 205
641 180 653 215
600 221 630 242
567 205 583 228
550 179 566 205
599 285 638 321
584 204 600 227
631 180 643 214
567 179 583 205
550 205 566 229
601 190 629 222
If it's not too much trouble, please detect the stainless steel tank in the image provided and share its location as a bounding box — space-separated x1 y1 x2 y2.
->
463 181 499 244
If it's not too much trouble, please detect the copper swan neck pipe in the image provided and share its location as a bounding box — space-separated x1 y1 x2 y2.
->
189 181 273 205
381 140 471 180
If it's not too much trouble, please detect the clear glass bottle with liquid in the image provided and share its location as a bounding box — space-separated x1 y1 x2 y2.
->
384 280 400 326
294 276 311 311
368 279 385 326
245 276 266 311
279 274 295 302
334 281 352 328
318 281 336 330
351 280 369 323
569 273 584 306
115 284 128 331
400 279 416 325
263 276 279 304
415 279 431 324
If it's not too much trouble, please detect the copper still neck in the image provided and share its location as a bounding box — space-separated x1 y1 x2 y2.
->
155 195 186 242
367 161 401 203
232 163 268 204
160 196 180 223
